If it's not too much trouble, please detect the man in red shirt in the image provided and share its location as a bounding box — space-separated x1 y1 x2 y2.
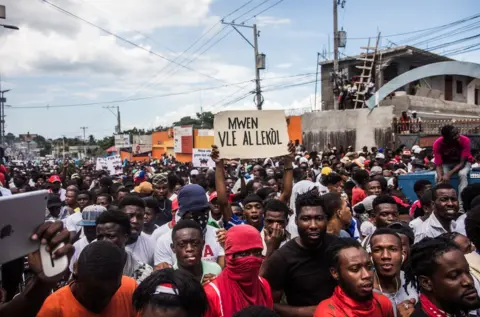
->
433 125 472 209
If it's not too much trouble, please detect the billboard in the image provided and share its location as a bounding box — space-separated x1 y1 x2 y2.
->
132 135 152 155
174 126 193 154
114 134 131 149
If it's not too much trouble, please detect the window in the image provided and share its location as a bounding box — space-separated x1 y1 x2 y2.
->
456 80 463 94
476 89 479 106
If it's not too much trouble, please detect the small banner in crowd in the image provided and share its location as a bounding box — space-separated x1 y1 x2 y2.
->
214 110 289 159
114 134 131 149
174 126 193 154
192 148 215 168
95 155 122 175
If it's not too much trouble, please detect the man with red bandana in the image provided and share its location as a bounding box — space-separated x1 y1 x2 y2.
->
204 225 273 317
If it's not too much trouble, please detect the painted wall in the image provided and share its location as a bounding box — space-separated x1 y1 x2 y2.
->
287 116 303 144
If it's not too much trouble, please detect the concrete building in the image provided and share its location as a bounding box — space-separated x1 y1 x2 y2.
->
301 46 480 151
320 45 480 110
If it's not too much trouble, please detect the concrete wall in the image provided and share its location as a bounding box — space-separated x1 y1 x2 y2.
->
302 106 395 151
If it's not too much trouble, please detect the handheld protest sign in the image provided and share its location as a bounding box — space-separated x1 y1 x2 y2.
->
214 110 289 159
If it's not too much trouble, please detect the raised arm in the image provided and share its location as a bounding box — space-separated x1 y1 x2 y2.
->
278 142 295 203
211 145 233 223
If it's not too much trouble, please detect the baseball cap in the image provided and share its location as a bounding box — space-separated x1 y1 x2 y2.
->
190 169 199 176
48 175 62 183
79 205 107 226
370 166 383 174
412 145 424 154
321 167 333 176
177 184 209 217
134 182 153 194
375 153 385 160
209 191 218 202
71 173 81 180
402 150 412 156
47 194 62 208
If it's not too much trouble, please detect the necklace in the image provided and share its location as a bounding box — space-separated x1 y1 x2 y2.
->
158 199 166 211
375 272 400 304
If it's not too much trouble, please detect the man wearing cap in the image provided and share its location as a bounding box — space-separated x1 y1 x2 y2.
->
151 173 173 226
154 184 225 269
45 193 68 223
48 174 66 201
69 205 107 273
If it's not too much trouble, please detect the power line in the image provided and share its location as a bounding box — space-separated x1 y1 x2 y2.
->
246 0 285 21
40 0 229 84
127 0 258 98
9 73 313 110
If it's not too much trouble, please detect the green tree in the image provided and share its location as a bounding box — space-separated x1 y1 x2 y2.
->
172 111 214 128
88 135 96 145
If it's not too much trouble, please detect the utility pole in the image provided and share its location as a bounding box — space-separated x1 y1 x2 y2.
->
0 89 10 147
314 52 320 111
333 0 339 110
103 106 121 133
80 126 88 158
221 21 265 110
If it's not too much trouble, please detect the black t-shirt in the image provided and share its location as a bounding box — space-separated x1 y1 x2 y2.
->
154 198 172 227
263 233 338 307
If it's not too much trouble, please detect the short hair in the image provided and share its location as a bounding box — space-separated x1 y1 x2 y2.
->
233 306 280 317
257 187 275 201
388 222 414 246
466 205 480 248
78 190 93 201
66 188 79 195
369 227 402 247
324 173 343 186
118 195 146 210
99 177 113 188
117 187 130 194
295 190 330 219
352 169 370 185
97 193 113 203
413 179 432 195
404 237 459 292
96 210 131 236
322 192 343 217
372 195 397 212
132 268 208 317
143 197 160 214
441 125 456 138
432 183 456 201
370 176 387 192
76 240 124 280
344 181 356 191
172 220 202 241
460 184 480 212
419 189 433 207
264 199 290 219
326 238 363 270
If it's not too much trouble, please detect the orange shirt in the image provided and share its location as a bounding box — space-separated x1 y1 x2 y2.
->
37 276 137 317
352 187 367 206
314 292 394 317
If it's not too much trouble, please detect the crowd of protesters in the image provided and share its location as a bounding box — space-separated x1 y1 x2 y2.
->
0 123 479 316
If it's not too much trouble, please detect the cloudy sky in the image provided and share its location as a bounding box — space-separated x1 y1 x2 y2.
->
1 0 479 139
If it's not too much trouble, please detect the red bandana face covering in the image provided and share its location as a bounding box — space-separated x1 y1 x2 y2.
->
419 294 467 317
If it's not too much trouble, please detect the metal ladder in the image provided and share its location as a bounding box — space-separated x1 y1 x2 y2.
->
353 33 381 109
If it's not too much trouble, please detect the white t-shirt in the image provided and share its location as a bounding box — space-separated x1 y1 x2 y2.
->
126 232 155 266
65 212 83 235
454 213 467 236
360 221 376 237
154 224 225 266
151 222 172 244
69 236 91 272
409 217 424 237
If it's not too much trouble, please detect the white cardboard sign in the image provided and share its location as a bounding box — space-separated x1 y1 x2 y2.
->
192 149 215 168
214 110 289 159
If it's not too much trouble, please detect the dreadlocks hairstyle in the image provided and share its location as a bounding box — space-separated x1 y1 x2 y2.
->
233 306 280 317
404 237 459 294
295 189 330 219
325 237 363 271
132 268 208 317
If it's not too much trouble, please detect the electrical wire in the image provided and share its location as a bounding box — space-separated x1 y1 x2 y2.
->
40 0 229 84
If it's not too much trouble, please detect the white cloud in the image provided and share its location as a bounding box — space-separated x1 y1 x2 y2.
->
275 63 292 69
256 16 291 27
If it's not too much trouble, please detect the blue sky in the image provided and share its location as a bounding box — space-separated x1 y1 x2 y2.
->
1 0 479 139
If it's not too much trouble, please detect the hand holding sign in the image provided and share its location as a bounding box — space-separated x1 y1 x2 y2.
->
214 110 289 159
